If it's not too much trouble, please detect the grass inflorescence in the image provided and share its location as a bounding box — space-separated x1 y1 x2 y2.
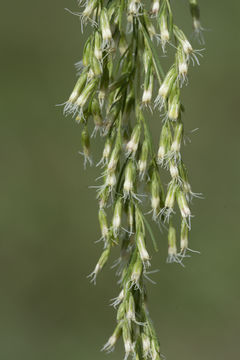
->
63 1 204 358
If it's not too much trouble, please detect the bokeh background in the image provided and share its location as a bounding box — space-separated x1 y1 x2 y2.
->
1 1 239 359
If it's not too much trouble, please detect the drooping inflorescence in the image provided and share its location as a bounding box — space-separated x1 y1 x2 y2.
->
63 0 204 359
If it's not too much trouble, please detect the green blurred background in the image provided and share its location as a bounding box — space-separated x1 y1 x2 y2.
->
0 1 239 359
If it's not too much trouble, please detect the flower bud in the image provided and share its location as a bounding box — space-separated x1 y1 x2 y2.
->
117 302 125 322
143 48 152 74
102 322 122 352
127 202 135 234
144 13 156 39
138 139 148 179
178 161 192 196
173 25 193 55
91 98 103 129
142 72 154 105
180 219 188 252
151 170 161 220
119 33 128 55
106 172 117 189
131 255 142 286
111 289 124 308
82 0 98 19
171 122 183 152
98 209 109 240
89 245 111 283
100 8 112 42
137 232 150 264
126 124 141 156
123 161 136 198
68 71 87 104
177 46 188 85
159 7 170 51
168 223 177 257
176 190 191 219
82 39 92 67
128 0 141 15
159 66 177 98
165 182 178 210
99 137 111 165
126 293 136 322
94 31 102 60
122 321 133 357
142 332 151 357
81 126 91 165
98 64 110 106
108 141 121 172
151 0 160 15
112 197 122 237
76 79 98 110
168 83 180 121
151 339 161 360
189 0 203 42
168 96 180 121
98 187 109 209
169 160 179 179
155 66 177 109
91 54 102 76
157 121 172 164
